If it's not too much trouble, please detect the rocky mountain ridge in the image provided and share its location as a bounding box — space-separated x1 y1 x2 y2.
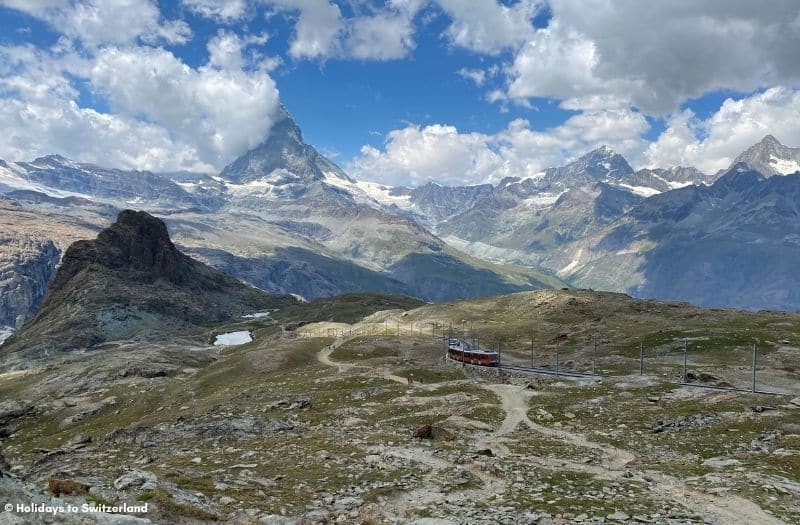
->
541 163 800 310
0 210 297 363
733 134 800 176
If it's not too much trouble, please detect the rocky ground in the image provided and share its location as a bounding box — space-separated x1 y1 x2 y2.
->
1 290 799 524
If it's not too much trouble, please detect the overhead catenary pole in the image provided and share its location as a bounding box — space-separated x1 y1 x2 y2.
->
531 336 534 368
683 339 688 383
498 340 501 367
556 340 560 377
639 341 644 375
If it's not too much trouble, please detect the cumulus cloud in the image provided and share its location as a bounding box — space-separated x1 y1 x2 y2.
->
504 0 800 114
435 0 538 54
345 11 417 60
0 44 209 171
348 108 649 186
182 0 249 22
0 22 281 172
89 42 280 169
0 0 191 47
268 0 420 61
271 0 344 59
351 88 800 187
457 68 485 86
646 87 800 173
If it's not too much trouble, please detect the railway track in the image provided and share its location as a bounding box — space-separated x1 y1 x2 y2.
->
499 363 599 379
445 356 598 379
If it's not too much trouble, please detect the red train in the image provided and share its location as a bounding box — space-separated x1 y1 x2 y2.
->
447 339 500 367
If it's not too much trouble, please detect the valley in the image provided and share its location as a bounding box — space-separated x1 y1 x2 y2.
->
2 3 800 524
1 288 798 524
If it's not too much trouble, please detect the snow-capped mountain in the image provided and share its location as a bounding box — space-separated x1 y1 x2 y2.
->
733 134 800 176
1 114 799 330
0 108 565 333
359 145 711 229
0 155 209 209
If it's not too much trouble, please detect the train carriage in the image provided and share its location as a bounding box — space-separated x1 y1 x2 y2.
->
446 338 499 367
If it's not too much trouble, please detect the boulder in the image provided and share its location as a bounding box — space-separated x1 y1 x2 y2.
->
413 424 433 439
0 400 33 437
48 478 90 496
113 470 158 492
413 423 455 441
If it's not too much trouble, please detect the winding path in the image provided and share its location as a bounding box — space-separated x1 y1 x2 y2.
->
316 330 787 525
485 382 786 525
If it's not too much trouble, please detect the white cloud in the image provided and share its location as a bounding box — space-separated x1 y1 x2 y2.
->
88 43 280 169
350 89 800 187
0 97 211 173
434 0 538 54
0 45 209 171
457 67 485 86
348 108 648 186
270 0 343 59
350 124 499 186
268 0 421 61
182 0 249 22
503 0 800 114
0 0 192 47
345 11 417 60
0 23 281 172
646 87 800 173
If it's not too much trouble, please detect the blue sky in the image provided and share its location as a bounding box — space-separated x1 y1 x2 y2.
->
0 1 799 186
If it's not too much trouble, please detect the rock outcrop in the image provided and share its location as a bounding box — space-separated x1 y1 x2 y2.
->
1 210 296 361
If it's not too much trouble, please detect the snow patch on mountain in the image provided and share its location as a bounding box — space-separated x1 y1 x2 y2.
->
0 326 14 346
557 248 583 277
521 193 562 207
0 163 93 200
615 183 661 197
769 156 800 175
354 180 412 208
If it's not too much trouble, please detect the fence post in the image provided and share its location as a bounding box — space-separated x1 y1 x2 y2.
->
592 336 597 375
752 343 757 393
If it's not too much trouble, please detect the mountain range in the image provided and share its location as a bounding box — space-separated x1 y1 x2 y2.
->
0 106 799 342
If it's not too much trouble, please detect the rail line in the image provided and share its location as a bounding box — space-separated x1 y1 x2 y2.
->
445 356 598 380
499 363 599 379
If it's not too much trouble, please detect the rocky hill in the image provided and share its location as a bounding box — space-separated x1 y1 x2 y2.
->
0 210 296 362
